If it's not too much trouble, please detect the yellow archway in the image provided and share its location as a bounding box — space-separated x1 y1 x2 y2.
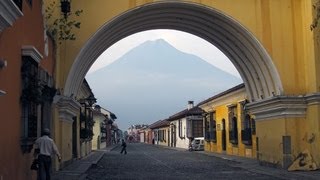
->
53 0 320 168
64 1 283 102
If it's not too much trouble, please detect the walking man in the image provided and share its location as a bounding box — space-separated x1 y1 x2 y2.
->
120 139 127 154
34 128 61 180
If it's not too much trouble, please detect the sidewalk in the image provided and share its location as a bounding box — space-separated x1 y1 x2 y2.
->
52 144 118 180
157 145 320 180
197 151 320 180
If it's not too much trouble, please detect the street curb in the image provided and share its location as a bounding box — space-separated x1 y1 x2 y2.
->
52 145 119 180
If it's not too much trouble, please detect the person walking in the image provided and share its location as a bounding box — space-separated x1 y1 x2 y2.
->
34 128 61 180
120 139 127 154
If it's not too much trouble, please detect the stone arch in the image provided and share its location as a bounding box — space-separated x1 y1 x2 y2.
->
64 1 283 102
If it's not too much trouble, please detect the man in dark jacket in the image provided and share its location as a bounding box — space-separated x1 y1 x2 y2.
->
120 139 127 154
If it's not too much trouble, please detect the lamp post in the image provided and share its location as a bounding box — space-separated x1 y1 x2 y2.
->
60 0 71 19
86 95 97 107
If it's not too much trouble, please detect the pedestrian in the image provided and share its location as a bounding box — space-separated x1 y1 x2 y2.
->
120 139 127 154
34 128 61 180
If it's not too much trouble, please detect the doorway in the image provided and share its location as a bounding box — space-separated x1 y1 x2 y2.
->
222 119 226 151
72 116 78 158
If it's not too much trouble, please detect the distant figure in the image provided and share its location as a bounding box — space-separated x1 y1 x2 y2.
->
120 139 127 154
152 138 155 145
34 128 61 180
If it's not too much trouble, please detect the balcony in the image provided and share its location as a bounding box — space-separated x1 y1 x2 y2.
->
0 0 23 32
241 128 252 145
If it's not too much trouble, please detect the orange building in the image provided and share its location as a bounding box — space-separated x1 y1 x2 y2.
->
0 1 57 179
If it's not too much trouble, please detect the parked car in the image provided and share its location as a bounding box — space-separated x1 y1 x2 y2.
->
191 137 204 151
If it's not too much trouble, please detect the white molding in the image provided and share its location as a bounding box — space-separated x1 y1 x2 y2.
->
305 93 320 105
0 89 6 96
0 0 23 32
247 96 307 121
21 46 43 63
54 95 81 124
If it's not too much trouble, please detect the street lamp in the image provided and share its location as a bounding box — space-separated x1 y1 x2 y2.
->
60 0 71 19
86 95 97 106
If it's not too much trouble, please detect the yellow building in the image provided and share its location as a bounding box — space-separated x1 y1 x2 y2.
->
77 79 96 159
92 105 107 150
42 0 320 169
198 84 257 158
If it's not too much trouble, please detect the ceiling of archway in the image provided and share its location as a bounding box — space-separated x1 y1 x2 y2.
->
65 1 283 102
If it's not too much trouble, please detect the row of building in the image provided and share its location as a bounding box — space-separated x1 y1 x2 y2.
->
140 83 257 159
0 1 120 179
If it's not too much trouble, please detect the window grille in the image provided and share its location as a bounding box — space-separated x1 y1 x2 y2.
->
192 120 203 138
228 105 238 144
20 56 39 153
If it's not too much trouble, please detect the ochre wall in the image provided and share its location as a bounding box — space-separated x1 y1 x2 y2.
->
200 87 257 159
51 0 318 96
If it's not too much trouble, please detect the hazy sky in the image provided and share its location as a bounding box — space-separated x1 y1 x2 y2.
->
88 29 240 78
87 29 241 131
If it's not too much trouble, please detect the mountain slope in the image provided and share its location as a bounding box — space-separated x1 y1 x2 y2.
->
86 39 242 130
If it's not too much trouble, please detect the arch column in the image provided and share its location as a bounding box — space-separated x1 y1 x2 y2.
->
53 95 80 167
247 93 320 168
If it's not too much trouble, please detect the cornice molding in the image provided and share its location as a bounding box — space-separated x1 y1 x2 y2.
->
0 0 23 32
247 96 307 121
305 93 320 105
21 46 43 63
0 89 6 96
54 95 80 124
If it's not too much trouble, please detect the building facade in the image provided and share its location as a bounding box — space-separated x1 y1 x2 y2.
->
92 105 106 150
198 84 257 158
167 101 204 149
77 79 96 159
149 120 170 146
0 0 58 179
93 106 117 148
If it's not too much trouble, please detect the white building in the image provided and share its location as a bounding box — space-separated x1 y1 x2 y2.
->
168 101 204 149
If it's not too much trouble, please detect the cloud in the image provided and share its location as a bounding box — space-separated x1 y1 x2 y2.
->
88 29 240 78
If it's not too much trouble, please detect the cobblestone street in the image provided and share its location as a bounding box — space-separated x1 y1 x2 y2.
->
86 143 285 180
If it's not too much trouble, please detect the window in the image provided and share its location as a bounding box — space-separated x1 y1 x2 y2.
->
178 119 184 139
154 130 158 140
158 130 166 142
228 105 238 144
192 120 203 138
20 56 40 153
100 121 107 142
241 114 252 145
204 114 210 140
209 112 217 142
